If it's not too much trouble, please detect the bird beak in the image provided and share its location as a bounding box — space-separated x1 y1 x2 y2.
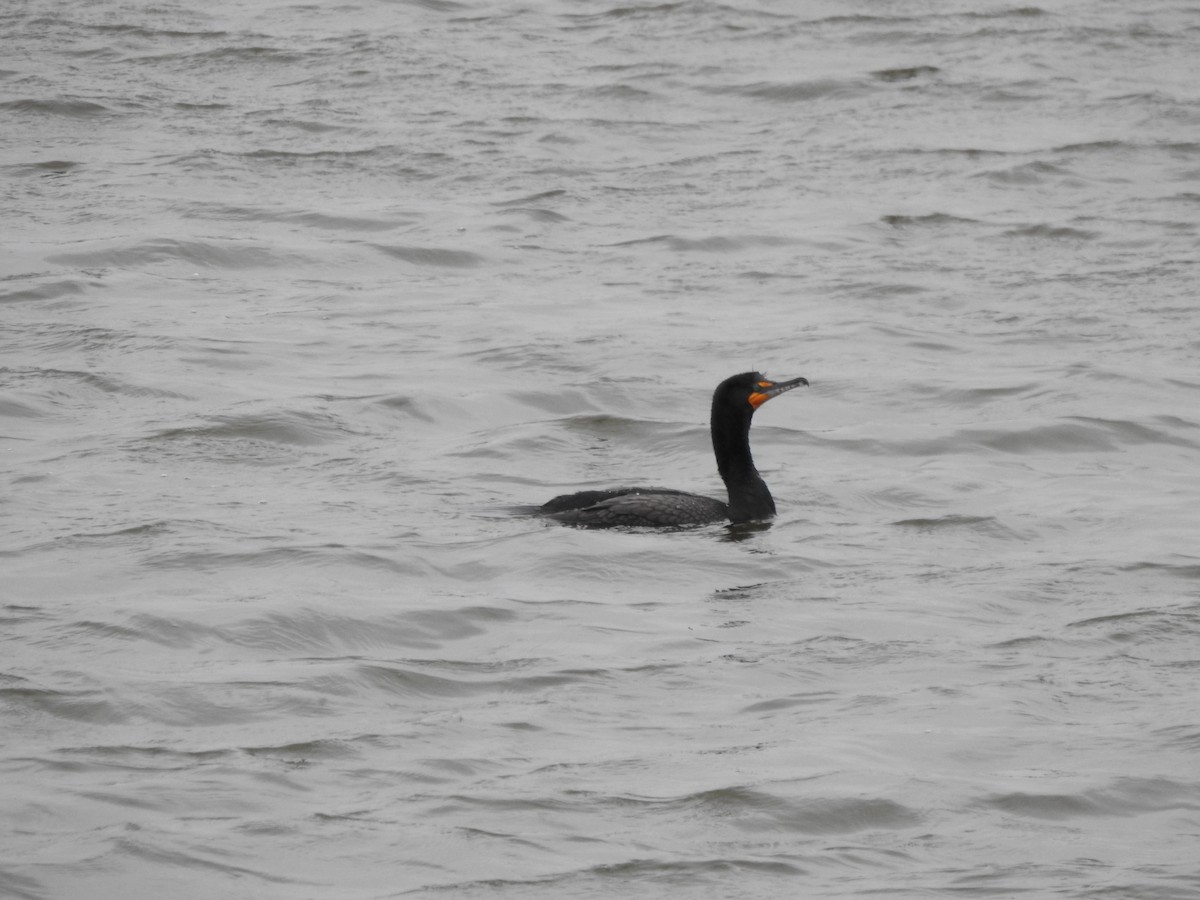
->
749 376 809 409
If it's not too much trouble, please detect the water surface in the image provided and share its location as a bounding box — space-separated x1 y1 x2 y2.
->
3 1 1200 897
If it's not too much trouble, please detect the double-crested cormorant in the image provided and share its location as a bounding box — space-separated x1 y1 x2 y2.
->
541 371 809 528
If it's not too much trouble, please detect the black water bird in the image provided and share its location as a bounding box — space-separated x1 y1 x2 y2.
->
541 371 809 528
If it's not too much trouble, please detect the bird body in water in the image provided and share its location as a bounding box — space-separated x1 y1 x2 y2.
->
541 371 809 528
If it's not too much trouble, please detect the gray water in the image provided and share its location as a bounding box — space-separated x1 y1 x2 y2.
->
4 0 1200 897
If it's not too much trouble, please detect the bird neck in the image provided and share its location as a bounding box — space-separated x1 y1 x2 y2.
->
711 404 775 523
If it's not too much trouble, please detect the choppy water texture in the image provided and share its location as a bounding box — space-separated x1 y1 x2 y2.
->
4 0 1200 897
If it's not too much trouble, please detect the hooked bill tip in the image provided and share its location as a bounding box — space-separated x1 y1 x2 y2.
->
748 376 807 408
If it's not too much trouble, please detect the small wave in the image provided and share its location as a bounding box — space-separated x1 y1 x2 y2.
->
167 145 437 179
1153 724 1200 751
975 160 1076 185
290 210 407 231
628 786 922 834
1068 601 1200 642
1051 139 1128 154
586 2 686 18
153 45 307 67
145 544 430 580
89 21 228 39
405 0 470 11
978 776 1200 820
47 237 288 270
240 146 399 163
880 213 982 229
1071 416 1199 450
211 605 517 653
999 223 1099 241
938 417 1196 456
2 159 81 177
61 744 233 768
835 281 930 301
702 78 865 103
605 233 796 252
183 204 408 232
587 83 660 102
896 146 1014 159
561 1 787 30
496 207 572 224
0 98 111 117
738 269 808 281
0 869 42 900
859 487 943 510
740 691 838 714
67 520 193 544
133 409 351 468
911 382 1041 407
1120 561 1200 581
813 417 1181 458
871 65 940 82
371 244 487 268
368 393 437 422
8 366 188 402
256 116 349 134
0 397 41 419
0 683 127 725
590 857 803 879
965 420 1128 454
891 514 1012 534
351 662 585 700
417 855 804 897
0 278 93 305
241 738 364 761
493 189 570 207
148 410 347 447
114 835 310 883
